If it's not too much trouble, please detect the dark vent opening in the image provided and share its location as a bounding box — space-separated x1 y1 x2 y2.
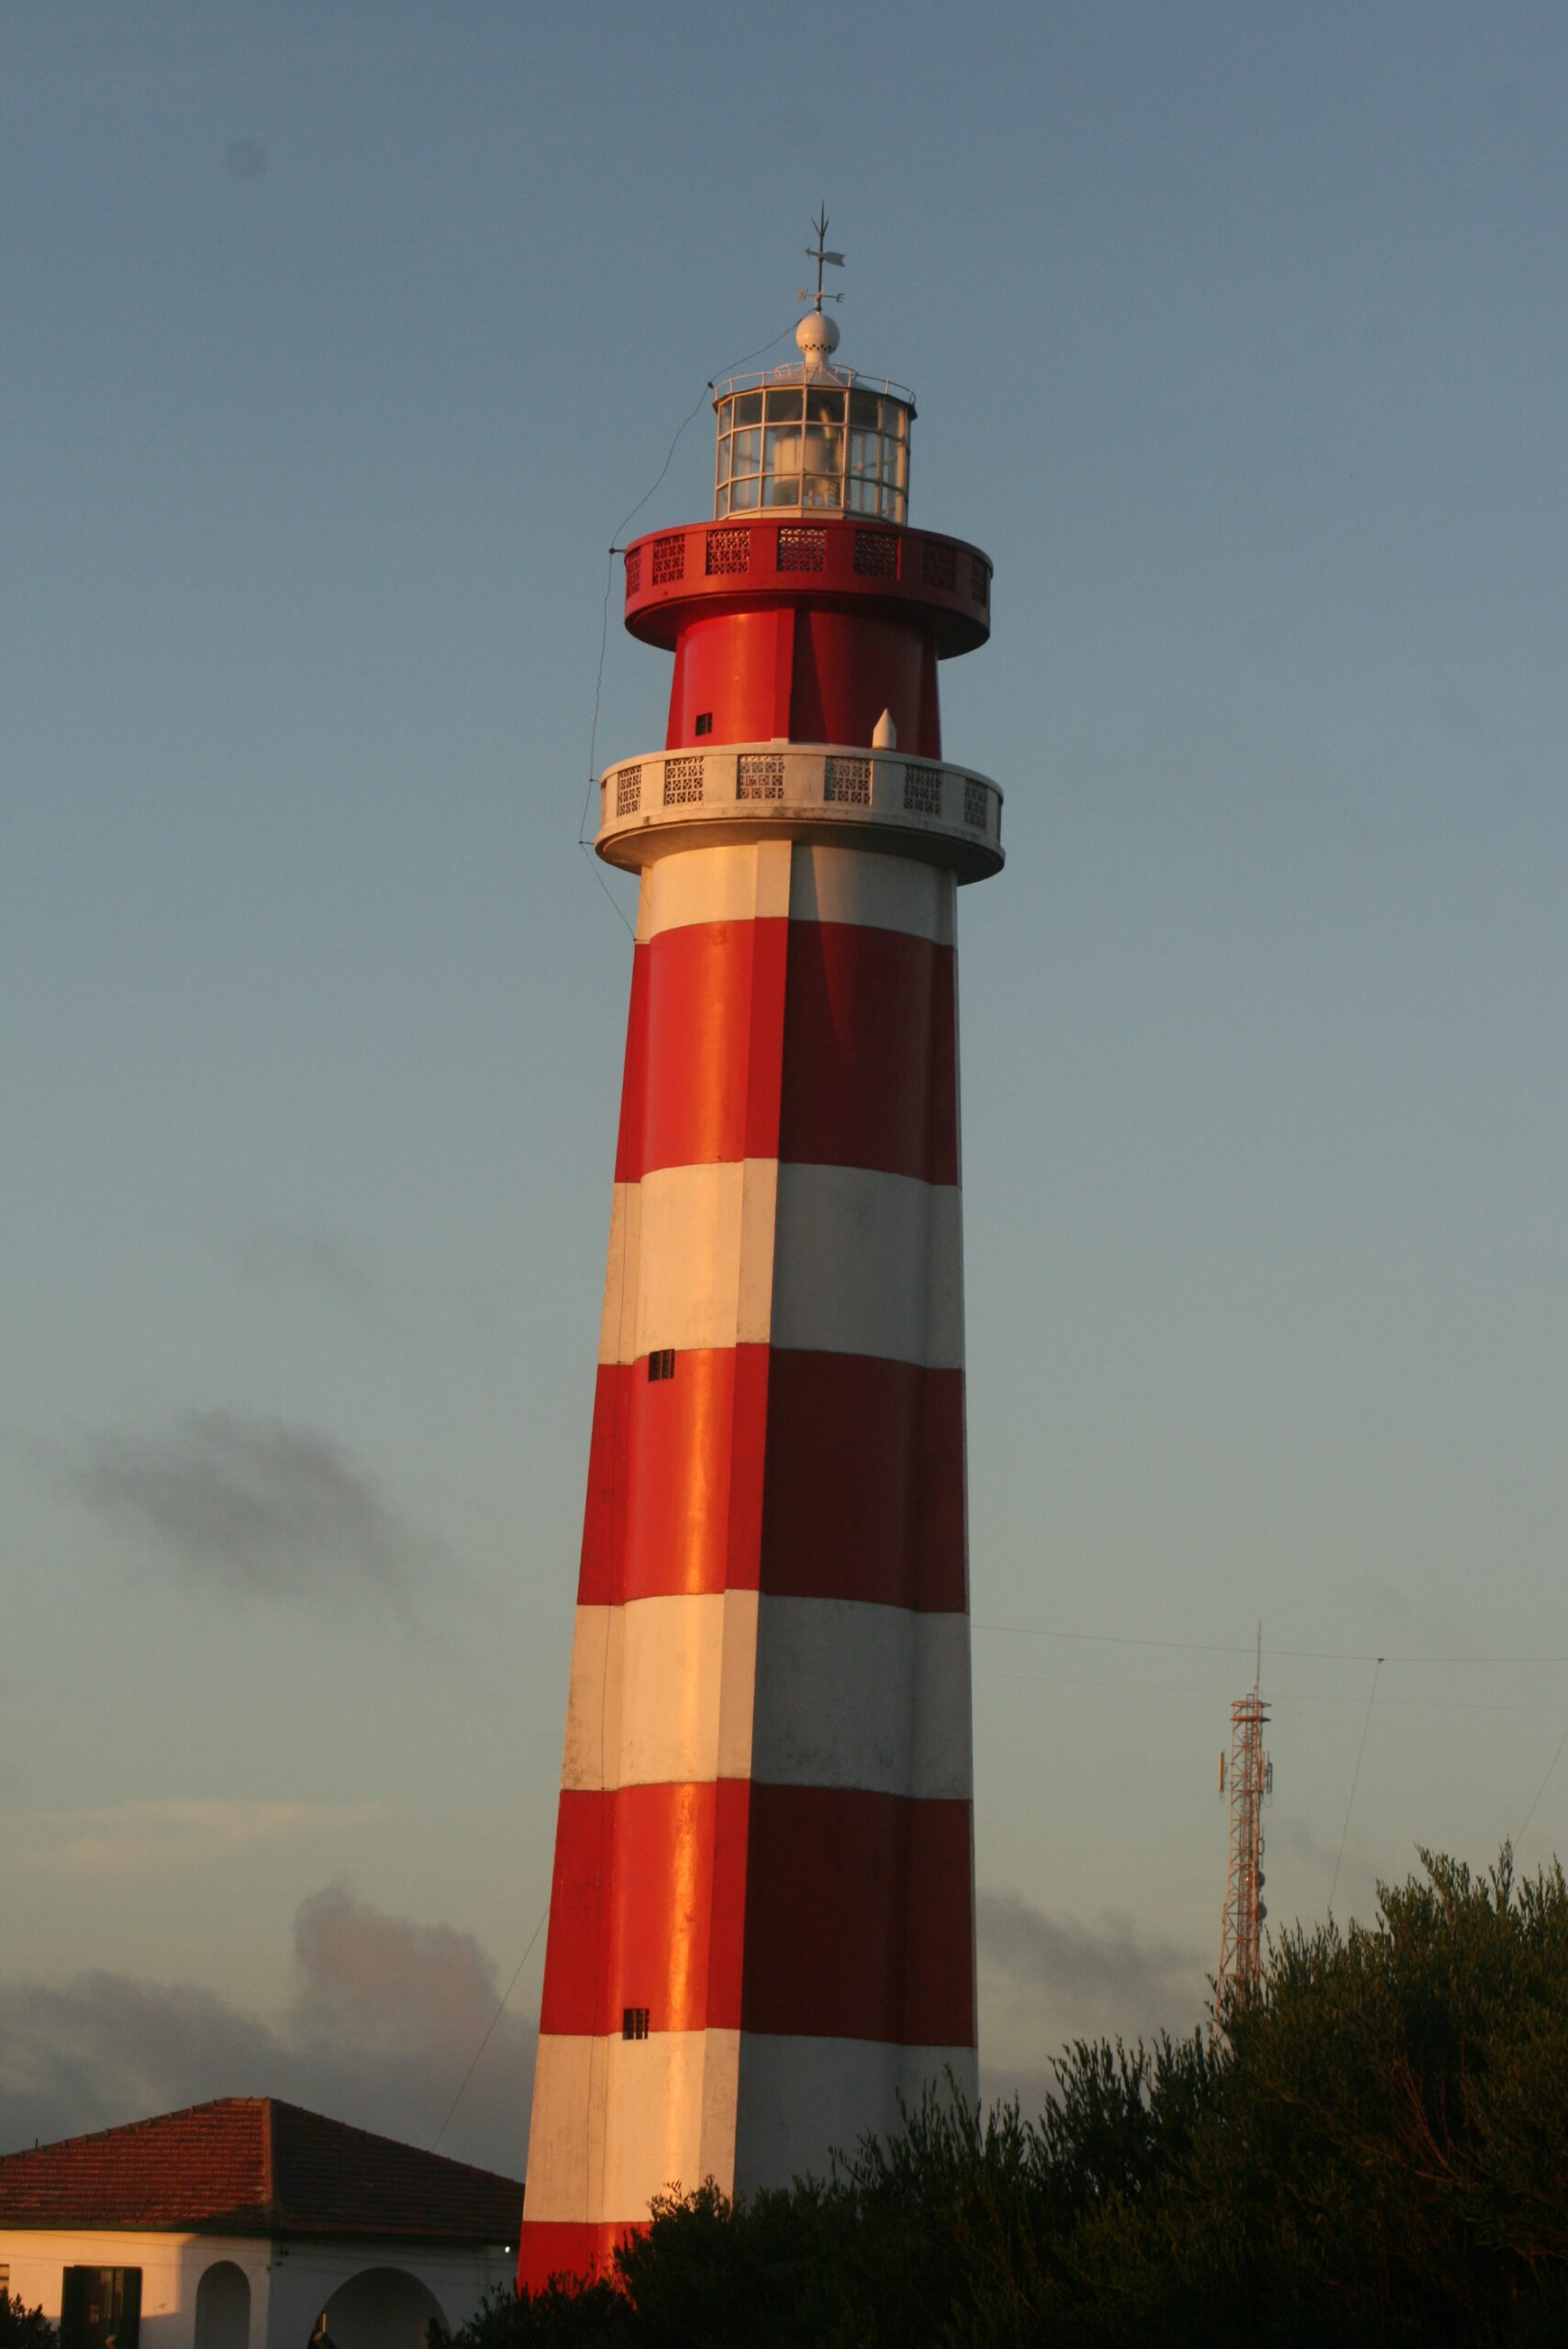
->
825 756 872 806
778 525 827 572
623 2008 651 2041
648 1349 676 1382
922 540 958 592
651 534 685 584
705 528 750 576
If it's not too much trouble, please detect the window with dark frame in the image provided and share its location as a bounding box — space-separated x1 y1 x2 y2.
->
61 2268 141 2349
623 2007 651 2040
694 712 714 735
648 1349 676 1382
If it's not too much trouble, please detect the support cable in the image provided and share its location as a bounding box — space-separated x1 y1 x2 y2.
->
1328 1655 1383 1914
971 1622 1568 1668
431 1901 550 2154
1516 1716 1568 1846
573 321 798 930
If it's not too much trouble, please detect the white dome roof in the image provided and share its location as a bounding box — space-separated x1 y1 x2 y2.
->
795 310 841 373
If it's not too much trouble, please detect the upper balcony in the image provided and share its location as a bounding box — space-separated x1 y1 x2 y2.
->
623 515 992 660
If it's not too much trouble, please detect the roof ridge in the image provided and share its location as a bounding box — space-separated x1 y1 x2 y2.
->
0 2098 264 2158
262 2100 523 2185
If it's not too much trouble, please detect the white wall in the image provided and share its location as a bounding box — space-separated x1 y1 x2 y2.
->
0 2232 269 2349
0 2231 515 2349
261 2241 514 2348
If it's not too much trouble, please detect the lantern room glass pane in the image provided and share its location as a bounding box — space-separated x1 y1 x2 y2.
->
732 429 762 473
801 424 841 476
849 389 880 429
763 473 800 506
765 388 804 418
806 387 844 421
733 392 763 425
730 474 760 509
801 473 841 507
715 485 731 516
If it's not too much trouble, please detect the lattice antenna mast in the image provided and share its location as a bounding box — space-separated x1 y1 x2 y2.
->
1217 1625 1272 2021
796 205 846 312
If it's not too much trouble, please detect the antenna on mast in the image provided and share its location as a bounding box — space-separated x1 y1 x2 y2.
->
796 205 846 313
1216 1622 1272 2033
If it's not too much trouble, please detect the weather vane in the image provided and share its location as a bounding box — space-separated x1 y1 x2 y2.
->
796 205 845 313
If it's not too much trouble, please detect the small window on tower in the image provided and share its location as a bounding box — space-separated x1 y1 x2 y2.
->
648 1349 676 1382
695 712 713 736
623 2008 651 2041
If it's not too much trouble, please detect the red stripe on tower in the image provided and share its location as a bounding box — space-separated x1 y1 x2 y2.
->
518 287 1003 2294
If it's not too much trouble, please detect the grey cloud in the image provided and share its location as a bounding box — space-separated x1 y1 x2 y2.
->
1270 1813 1341 1878
71 1410 441 1609
980 1892 1191 2002
0 1886 533 2179
231 1222 379 1316
979 1890 1206 2050
0 1976 281 2156
978 2061 1057 2117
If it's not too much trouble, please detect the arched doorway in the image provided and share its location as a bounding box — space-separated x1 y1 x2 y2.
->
312 2269 447 2349
195 2262 250 2349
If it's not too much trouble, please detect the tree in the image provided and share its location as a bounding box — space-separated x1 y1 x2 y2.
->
0 2296 57 2349
454 1851 1568 2347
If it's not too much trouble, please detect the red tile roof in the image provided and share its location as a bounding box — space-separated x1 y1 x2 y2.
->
0 2100 523 2241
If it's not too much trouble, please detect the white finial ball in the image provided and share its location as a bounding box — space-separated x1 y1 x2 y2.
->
795 310 840 369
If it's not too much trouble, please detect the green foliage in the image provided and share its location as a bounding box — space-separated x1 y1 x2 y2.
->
450 2278 632 2347
0 2296 57 2348
454 1851 1568 2347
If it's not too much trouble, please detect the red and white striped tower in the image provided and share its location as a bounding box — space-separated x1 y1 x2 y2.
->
518 291 1004 2292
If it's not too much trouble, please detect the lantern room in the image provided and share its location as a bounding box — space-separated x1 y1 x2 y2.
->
712 311 915 523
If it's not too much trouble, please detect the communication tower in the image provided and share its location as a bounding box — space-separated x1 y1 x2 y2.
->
1217 1630 1272 2015
517 236 1004 2289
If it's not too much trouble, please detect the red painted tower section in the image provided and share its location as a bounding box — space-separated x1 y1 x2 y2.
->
518 306 1003 2290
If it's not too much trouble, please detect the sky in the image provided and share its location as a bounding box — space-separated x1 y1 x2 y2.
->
6 0 1568 2175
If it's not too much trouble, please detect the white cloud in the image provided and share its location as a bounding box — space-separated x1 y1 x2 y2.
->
14 1799 391 1878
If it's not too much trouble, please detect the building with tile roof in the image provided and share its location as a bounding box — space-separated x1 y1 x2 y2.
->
0 2099 522 2349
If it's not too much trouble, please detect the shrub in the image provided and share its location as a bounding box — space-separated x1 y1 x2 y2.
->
454 1852 1568 2346
0 2296 57 2349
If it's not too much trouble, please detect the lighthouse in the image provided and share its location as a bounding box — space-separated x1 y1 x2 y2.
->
517 262 1003 2291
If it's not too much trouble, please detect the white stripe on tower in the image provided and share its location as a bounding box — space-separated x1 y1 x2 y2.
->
599 1163 962 1366
562 1595 973 1798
